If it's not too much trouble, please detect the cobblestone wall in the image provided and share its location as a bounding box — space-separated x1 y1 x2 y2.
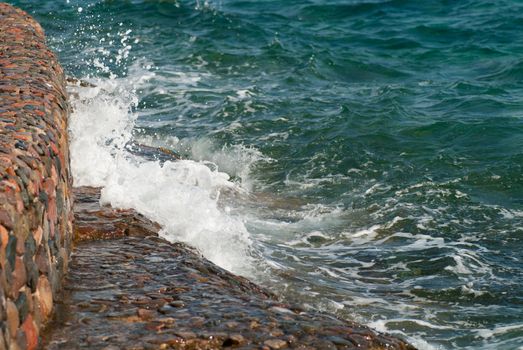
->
0 3 73 350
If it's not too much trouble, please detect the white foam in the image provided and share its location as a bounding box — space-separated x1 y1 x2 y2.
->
367 319 444 350
476 322 523 338
460 282 486 296
343 225 381 245
446 255 472 275
133 134 268 191
188 138 269 190
499 207 523 219
68 69 257 275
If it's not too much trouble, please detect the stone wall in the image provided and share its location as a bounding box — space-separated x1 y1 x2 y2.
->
0 3 73 350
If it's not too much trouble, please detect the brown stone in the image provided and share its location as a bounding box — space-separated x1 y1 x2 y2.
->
31 294 42 328
35 276 52 319
174 331 196 340
8 338 22 350
270 329 284 337
15 237 24 255
137 308 154 321
59 247 68 271
0 226 8 270
13 329 27 350
263 339 288 349
0 209 13 230
34 247 49 274
225 321 239 329
47 197 57 226
32 227 42 246
0 329 6 350
20 315 38 350
0 225 8 247
189 316 205 327
169 300 184 308
10 257 26 297
22 288 33 317
6 301 19 339
225 334 245 346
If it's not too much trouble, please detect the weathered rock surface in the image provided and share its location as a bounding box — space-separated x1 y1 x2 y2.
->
41 187 415 350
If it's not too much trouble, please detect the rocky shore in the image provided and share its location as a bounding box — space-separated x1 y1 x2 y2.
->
0 3 416 349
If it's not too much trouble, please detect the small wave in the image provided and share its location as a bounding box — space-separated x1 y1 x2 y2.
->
134 134 270 191
68 67 259 275
368 319 445 350
476 322 523 339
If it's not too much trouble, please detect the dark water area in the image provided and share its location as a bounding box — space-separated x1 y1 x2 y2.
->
11 0 523 348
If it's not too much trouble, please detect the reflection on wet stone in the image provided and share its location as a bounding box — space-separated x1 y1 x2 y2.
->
40 187 415 349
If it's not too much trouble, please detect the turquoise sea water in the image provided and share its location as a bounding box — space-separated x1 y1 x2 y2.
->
11 0 523 348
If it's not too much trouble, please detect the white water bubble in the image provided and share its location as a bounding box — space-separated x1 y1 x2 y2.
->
67 63 258 276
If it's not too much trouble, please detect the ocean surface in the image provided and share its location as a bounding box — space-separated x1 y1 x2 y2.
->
10 0 523 348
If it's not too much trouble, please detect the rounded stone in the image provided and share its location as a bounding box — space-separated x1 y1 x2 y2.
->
6 235 17 268
0 329 7 350
15 292 29 323
34 247 49 274
223 334 245 346
137 309 154 321
35 276 52 319
24 259 39 293
10 257 26 297
6 300 19 339
0 225 8 256
264 339 288 349
32 227 42 247
20 315 38 350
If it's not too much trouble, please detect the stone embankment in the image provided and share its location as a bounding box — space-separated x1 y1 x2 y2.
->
0 3 416 349
0 3 72 349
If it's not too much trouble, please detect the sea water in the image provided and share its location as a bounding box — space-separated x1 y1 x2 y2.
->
12 1 523 348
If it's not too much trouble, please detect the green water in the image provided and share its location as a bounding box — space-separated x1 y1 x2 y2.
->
12 0 523 348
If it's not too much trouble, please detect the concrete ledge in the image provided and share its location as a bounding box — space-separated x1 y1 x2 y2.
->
0 3 73 349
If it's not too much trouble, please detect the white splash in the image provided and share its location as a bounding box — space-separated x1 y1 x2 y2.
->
68 67 256 275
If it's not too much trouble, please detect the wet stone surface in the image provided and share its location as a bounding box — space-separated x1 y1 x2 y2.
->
41 187 415 350
72 186 161 242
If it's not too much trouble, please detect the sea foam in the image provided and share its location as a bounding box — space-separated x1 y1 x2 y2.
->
68 67 256 275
